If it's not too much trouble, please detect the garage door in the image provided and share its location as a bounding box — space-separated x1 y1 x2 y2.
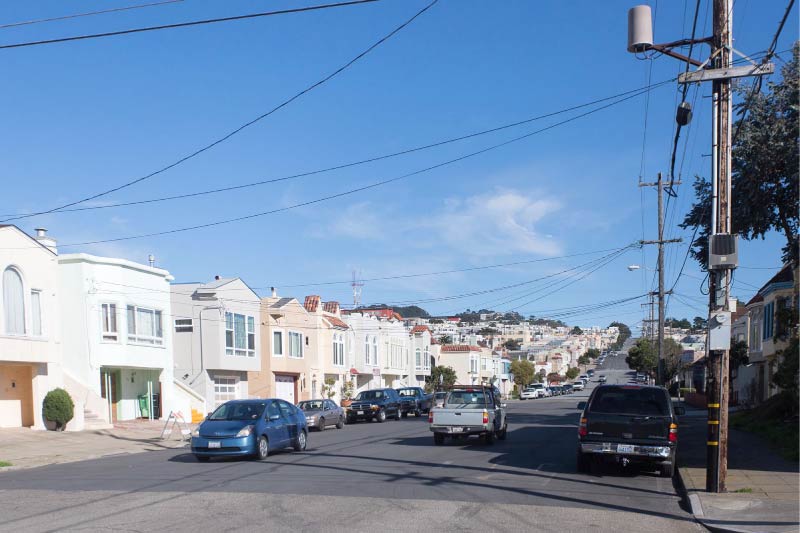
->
274 375 295 403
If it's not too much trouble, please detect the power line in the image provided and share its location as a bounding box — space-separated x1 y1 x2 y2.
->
4 83 663 250
0 0 431 222
0 0 379 50
0 0 185 29
0 77 675 220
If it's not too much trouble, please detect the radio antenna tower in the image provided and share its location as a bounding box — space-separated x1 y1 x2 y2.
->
351 270 364 309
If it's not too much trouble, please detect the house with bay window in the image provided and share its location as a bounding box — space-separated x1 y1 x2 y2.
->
59 252 176 427
0 226 63 429
171 277 261 411
409 325 433 388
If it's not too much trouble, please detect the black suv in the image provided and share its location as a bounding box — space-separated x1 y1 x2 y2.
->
396 387 432 417
576 384 685 477
347 388 402 423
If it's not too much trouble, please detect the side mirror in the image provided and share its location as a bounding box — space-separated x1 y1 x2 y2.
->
674 406 686 416
269 414 281 421
206 412 213 419
577 402 586 410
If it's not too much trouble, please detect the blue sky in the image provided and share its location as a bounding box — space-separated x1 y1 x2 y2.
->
2 0 796 328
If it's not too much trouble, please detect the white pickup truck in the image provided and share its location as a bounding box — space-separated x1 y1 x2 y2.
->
428 386 508 445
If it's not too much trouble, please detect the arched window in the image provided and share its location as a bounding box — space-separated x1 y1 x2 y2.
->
364 335 370 365
3 267 25 335
371 336 378 366
415 348 421 370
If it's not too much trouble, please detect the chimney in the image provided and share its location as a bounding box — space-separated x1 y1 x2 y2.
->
215 275 221 281
271 286 277 298
304 295 320 313
323 301 340 316
33 227 57 254
148 254 155 267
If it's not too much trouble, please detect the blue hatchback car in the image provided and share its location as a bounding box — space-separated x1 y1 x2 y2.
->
191 398 308 461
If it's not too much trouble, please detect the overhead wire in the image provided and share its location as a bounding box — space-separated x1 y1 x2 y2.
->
0 0 433 222
0 0 185 29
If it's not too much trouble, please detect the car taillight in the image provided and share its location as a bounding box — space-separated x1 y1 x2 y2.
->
669 423 678 442
482 410 489 424
428 410 434 423
578 417 588 438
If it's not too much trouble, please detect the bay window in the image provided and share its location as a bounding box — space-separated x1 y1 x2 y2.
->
289 331 303 358
225 312 256 357
126 305 163 345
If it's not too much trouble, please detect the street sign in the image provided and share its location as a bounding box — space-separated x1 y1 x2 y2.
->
678 63 773 84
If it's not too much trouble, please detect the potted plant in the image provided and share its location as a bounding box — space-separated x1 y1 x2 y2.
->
43 388 74 431
340 380 355 407
320 377 337 400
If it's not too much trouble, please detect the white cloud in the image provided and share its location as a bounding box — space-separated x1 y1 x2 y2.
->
326 202 385 240
429 189 563 257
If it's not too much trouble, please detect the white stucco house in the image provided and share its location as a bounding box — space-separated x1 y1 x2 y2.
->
171 277 261 412
59 252 177 428
0 226 63 429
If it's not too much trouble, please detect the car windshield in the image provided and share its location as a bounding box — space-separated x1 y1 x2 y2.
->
590 386 670 416
435 392 447 398
397 389 417 397
355 390 384 401
209 402 267 421
298 401 323 411
445 390 487 407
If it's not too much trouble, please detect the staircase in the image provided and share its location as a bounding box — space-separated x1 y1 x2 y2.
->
83 408 113 430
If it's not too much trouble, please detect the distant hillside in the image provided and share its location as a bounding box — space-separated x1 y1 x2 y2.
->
356 304 430 318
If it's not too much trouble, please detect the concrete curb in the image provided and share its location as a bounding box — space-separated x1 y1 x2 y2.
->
0 442 190 473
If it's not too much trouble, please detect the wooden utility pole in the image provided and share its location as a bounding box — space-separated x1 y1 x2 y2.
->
640 172 682 386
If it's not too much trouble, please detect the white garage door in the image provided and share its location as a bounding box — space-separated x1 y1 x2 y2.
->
275 375 295 403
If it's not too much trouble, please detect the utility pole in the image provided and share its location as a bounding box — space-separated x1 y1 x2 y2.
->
627 1 772 492
640 172 682 386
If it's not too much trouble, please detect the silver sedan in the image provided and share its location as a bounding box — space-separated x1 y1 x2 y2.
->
298 399 345 431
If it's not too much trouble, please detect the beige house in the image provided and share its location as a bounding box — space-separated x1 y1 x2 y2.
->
436 345 483 386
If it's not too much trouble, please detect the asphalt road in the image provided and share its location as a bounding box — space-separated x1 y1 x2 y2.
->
0 355 702 532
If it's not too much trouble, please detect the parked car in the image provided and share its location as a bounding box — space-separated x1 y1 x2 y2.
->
433 391 448 408
598 375 607 383
587 369 595 377
191 399 307 461
298 399 345 431
542 387 553 398
429 385 507 445
551 385 563 396
396 387 432 417
347 388 402 423
520 386 541 400
579 374 589 382
576 384 685 477
562 384 574 394
572 381 585 391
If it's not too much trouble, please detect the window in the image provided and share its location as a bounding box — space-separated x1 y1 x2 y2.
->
101 303 118 341
424 347 430 370
31 290 42 336
469 355 478 374
415 348 422 370
365 336 370 365
273 330 284 357
213 375 239 407
225 312 256 357
750 309 762 352
776 298 789 337
3 267 25 335
289 331 303 358
174 318 193 333
126 305 163 345
371 336 378 366
763 302 774 341
333 333 345 366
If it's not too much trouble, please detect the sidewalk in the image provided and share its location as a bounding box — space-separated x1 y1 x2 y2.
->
0 420 193 471
676 403 800 533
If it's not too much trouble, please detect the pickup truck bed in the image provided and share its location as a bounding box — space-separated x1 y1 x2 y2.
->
428 387 507 445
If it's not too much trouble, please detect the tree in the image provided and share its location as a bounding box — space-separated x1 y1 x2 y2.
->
681 45 799 268
565 367 580 380
429 318 444 324
321 377 337 399
729 339 749 375
502 339 521 351
510 359 535 389
438 335 452 345
692 316 707 332
570 326 583 335
426 365 458 392
609 322 631 350
577 355 591 366
586 348 600 359
771 304 799 409
662 338 685 383
666 318 692 330
43 388 74 431
626 338 657 375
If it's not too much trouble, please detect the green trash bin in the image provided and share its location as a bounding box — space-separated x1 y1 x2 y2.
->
138 394 149 418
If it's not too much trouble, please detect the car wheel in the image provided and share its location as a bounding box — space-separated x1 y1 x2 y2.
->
414 410 421 417
346 416 355 425
401 411 408 418
497 423 508 440
661 462 674 478
377 409 386 423
293 430 307 452
336 416 344 429
483 430 495 445
576 451 590 473
433 433 445 446
317 418 325 431
195 455 210 462
395 409 402 421
257 435 269 460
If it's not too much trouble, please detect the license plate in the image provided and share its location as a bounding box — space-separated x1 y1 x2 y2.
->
617 444 635 453
451 427 463 433
208 441 221 449
357 411 364 415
